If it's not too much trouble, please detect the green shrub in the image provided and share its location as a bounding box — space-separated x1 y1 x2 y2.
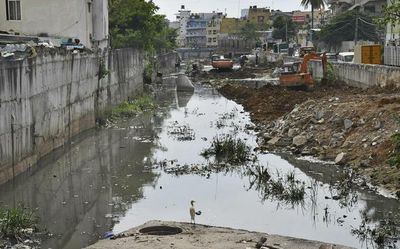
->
0 206 36 237
389 132 400 168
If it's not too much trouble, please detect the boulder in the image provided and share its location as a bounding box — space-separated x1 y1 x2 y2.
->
335 152 346 164
267 136 280 145
287 128 296 138
314 110 325 120
374 120 382 130
293 135 307 147
343 119 353 130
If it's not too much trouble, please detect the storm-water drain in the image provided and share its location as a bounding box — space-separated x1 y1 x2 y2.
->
139 226 183 236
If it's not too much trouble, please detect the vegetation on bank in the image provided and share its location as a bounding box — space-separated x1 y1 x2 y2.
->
111 95 155 117
0 206 37 242
389 131 400 168
97 94 155 126
109 0 177 53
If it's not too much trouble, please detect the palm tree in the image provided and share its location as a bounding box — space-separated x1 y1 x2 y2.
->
301 0 326 29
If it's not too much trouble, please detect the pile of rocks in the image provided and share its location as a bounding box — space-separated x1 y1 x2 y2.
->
258 95 396 172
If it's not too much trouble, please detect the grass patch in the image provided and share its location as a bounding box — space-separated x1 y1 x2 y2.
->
200 135 250 164
111 95 155 117
0 206 36 240
388 132 400 168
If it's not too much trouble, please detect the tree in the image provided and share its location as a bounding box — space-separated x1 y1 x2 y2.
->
319 10 380 49
377 0 400 27
272 16 297 41
300 0 326 28
239 22 260 41
109 0 177 52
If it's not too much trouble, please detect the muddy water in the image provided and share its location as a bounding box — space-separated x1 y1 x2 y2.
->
0 84 398 249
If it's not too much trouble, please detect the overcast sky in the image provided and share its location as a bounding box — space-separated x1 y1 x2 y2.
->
152 0 309 21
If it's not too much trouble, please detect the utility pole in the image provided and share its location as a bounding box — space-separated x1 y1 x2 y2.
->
11 114 15 178
354 15 359 45
285 21 288 42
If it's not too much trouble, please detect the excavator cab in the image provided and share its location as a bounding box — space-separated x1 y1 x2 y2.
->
279 52 327 88
280 62 301 75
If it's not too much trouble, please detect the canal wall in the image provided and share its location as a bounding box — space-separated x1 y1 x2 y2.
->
0 48 176 185
267 52 400 88
330 62 400 88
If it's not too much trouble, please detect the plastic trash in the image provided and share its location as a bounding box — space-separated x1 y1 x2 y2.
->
103 231 114 239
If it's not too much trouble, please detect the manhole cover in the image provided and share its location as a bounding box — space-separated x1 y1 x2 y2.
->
139 225 183 236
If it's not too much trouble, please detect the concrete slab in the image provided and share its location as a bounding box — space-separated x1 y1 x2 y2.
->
86 220 355 249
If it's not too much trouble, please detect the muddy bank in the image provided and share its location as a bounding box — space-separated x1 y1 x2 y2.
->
219 83 400 194
86 220 354 249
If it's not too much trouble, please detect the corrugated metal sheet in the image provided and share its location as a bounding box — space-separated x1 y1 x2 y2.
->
384 46 400 66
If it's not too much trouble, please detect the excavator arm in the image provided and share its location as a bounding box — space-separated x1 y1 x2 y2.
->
300 52 327 76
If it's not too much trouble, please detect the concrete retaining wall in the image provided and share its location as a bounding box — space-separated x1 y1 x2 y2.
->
0 48 176 184
156 52 179 75
331 62 400 88
266 52 400 88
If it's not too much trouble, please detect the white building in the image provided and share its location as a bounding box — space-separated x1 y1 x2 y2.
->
0 0 109 49
327 0 385 16
206 13 223 47
175 6 191 47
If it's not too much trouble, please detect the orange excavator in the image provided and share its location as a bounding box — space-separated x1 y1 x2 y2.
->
279 52 327 88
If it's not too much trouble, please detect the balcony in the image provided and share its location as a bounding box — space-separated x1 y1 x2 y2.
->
186 26 206 30
327 0 353 5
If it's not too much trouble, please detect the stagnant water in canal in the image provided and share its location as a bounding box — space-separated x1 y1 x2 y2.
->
0 84 399 249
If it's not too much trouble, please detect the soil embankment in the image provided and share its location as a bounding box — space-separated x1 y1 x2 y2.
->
219 81 400 194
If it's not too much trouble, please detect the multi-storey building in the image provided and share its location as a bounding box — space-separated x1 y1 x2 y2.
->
175 6 191 47
247 6 272 30
327 0 385 16
174 6 223 48
0 0 109 49
206 13 223 47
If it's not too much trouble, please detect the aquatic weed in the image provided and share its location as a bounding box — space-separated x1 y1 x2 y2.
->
200 135 251 164
248 169 306 206
352 210 400 248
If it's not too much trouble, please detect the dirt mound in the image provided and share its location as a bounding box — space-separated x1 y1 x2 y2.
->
220 83 360 123
220 83 400 193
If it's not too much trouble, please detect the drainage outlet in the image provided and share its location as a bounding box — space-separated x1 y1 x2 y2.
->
139 226 183 236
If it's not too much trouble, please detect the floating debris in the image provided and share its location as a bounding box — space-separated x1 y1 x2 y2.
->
167 121 195 141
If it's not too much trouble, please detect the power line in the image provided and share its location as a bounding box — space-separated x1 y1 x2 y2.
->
358 17 377 27
318 22 354 39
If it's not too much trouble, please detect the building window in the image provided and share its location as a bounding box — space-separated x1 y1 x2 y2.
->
88 2 92 13
6 0 21 20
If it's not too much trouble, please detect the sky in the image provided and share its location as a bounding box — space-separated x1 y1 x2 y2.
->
152 0 308 21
